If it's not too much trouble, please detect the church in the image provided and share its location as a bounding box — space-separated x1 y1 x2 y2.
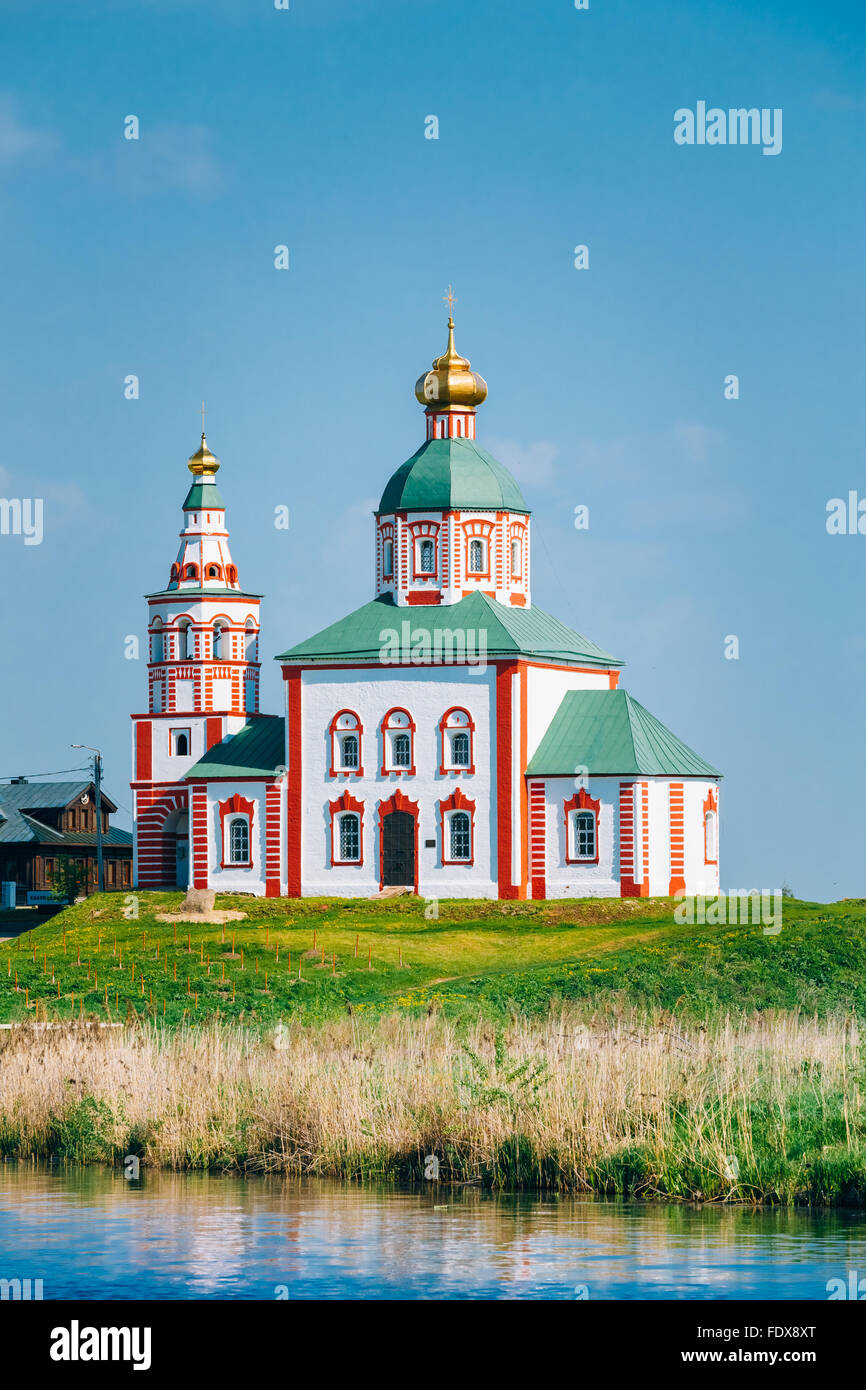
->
131 314 721 901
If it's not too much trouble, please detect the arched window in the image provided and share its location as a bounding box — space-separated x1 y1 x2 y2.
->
468 538 484 573
212 622 227 659
227 564 238 584
572 810 596 860
329 791 364 865
229 817 249 864
338 812 360 862
452 732 470 766
439 707 476 774
383 537 394 578
449 811 471 860
245 618 257 662
341 734 359 768
381 708 416 775
170 728 190 757
206 563 222 581
565 789 600 865
511 537 521 577
329 710 364 777
177 619 191 661
151 617 164 664
440 788 475 865
184 563 199 581
419 538 435 573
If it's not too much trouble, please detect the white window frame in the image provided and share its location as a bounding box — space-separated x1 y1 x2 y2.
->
336 810 361 863
228 815 250 866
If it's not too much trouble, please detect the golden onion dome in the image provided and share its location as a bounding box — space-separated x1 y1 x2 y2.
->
187 431 220 478
415 317 488 410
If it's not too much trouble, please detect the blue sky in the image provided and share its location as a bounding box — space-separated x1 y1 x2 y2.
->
0 0 863 900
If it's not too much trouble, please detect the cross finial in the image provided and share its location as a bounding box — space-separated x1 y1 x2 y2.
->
200 400 207 436
443 284 457 320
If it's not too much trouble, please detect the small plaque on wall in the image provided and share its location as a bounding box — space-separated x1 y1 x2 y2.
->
424 839 436 848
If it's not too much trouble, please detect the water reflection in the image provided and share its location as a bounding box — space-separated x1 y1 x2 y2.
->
0 1165 865 1300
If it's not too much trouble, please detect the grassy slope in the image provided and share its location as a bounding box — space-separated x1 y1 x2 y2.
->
2 891 865 1025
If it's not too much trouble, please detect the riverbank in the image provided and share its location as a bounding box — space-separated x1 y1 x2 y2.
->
1 1007 864 1204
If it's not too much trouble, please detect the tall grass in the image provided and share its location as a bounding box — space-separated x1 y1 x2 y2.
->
0 1006 863 1203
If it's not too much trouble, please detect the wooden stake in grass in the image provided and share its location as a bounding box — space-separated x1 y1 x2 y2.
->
115 990 119 1010
104 984 108 1008
255 957 258 975
173 922 177 945
275 944 279 965
131 962 135 983
313 928 317 950
265 926 269 948
187 932 191 954
368 945 372 971
241 948 244 971
173 961 177 981
221 961 225 982
264 970 268 993
354 934 358 958
332 952 336 976
399 946 403 969
222 923 226 944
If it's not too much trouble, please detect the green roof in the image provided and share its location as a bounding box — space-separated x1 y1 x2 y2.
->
378 438 529 514
275 591 621 668
184 716 285 780
526 690 720 778
183 479 226 510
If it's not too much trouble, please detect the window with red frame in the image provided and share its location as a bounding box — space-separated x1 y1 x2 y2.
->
439 707 475 774
381 708 415 774
564 789 600 865
440 789 475 864
329 710 363 776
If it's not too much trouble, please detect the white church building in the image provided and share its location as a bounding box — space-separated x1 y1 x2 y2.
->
131 316 721 900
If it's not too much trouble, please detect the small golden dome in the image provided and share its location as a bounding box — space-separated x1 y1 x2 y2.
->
187 431 220 478
415 318 488 410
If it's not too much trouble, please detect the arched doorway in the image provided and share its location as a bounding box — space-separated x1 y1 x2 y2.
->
163 808 189 888
378 791 418 892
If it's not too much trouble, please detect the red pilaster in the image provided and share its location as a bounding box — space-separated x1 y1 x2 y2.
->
285 667 303 897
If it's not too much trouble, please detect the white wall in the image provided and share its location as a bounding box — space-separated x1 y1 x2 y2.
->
536 775 721 899
526 666 613 761
298 665 498 897
536 775 621 898
204 779 269 895
147 712 248 784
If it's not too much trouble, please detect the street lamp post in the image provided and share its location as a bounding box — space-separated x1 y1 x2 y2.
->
71 744 103 894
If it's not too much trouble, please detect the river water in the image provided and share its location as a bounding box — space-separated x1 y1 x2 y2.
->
1 1165 864 1300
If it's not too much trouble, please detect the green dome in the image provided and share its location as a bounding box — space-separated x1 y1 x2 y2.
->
377 438 529 515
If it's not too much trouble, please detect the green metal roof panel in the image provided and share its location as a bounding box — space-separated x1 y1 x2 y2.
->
378 438 529 514
525 690 721 778
183 480 226 510
184 715 286 780
275 592 621 668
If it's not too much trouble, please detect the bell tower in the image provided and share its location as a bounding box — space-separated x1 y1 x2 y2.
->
131 427 264 888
